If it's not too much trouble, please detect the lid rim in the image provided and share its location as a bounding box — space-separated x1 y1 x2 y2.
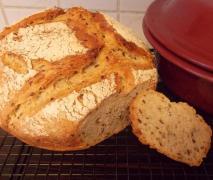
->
145 0 213 72
145 19 213 72
143 21 213 83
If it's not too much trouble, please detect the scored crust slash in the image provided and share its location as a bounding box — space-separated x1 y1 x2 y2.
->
0 7 157 151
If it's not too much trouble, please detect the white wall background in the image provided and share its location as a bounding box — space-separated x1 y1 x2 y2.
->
0 0 154 45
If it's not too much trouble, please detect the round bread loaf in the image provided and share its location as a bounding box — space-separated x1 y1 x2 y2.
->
0 7 157 151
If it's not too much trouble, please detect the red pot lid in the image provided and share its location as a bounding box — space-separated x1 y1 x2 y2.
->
143 21 213 83
144 0 213 72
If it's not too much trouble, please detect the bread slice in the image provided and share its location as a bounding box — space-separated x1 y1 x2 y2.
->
0 7 157 151
129 90 212 166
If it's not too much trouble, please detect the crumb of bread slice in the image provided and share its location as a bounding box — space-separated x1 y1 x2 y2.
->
129 90 212 166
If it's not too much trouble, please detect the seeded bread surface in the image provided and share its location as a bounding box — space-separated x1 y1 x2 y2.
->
0 7 157 151
130 90 212 166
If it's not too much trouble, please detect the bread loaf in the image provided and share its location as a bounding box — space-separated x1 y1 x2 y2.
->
129 90 212 166
0 7 157 151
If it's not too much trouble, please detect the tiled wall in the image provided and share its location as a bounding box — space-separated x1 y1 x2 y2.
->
0 0 154 46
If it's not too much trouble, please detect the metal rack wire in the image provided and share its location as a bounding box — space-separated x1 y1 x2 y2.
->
0 84 212 180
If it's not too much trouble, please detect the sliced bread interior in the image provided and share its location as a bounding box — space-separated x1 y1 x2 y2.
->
129 90 212 166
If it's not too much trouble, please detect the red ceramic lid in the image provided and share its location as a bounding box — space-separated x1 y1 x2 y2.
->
143 21 213 83
144 0 213 72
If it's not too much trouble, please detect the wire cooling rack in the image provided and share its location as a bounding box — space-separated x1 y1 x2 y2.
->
0 84 212 180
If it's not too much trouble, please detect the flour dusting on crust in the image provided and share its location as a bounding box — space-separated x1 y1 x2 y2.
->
0 22 87 62
0 61 36 110
33 74 116 122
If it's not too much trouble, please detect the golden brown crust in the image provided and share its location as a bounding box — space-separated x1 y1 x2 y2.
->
1 49 100 128
0 7 65 40
2 115 86 151
1 7 154 121
0 7 157 151
129 97 149 145
1 52 28 74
